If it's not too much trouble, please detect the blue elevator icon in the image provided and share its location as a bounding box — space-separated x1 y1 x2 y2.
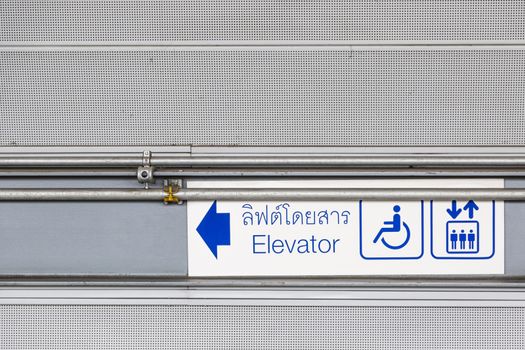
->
445 200 480 254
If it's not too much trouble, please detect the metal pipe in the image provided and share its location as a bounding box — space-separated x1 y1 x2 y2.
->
153 156 525 168
3 155 525 168
0 188 525 201
0 156 142 167
176 188 525 201
4 168 525 178
0 189 164 201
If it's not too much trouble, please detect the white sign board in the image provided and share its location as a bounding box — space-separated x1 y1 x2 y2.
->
187 179 504 276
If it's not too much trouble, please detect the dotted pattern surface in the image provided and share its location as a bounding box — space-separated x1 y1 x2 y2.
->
1 49 524 146
1 0 524 42
1 304 524 349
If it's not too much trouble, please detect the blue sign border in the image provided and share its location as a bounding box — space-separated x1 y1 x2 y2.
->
359 200 424 260
430 200 496 260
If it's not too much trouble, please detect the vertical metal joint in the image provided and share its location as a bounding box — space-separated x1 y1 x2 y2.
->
137 151 155 189
163 182 181 204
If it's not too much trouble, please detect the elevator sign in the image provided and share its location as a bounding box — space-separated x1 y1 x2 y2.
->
187 179 504 276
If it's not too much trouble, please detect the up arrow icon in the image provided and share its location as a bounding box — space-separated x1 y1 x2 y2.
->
196 201 231 259
463 200 479 219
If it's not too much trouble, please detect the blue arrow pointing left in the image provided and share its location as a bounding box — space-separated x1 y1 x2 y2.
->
196 201 231 258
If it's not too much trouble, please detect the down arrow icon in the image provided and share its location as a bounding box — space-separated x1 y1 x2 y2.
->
196 201 231 259
446 200 462 219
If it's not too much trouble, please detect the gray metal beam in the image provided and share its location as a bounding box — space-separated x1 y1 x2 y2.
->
0 188 524 201
3 155 525 169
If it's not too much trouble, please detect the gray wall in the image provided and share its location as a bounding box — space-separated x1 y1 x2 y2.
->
0 179 187 275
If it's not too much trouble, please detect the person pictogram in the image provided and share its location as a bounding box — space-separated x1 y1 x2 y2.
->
372 205 411 250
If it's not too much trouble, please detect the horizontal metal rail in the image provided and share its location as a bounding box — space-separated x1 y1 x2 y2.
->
0 189 164 201
155 156 525 168
176 188 525 201
0 156 142 168
3 155 525 168
0 188 525 201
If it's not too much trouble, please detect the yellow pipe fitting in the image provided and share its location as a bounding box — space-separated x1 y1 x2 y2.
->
163 184 181 204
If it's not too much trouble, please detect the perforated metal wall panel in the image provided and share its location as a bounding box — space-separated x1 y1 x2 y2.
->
1 0 524 43
1 48 524 146
1 304 524 349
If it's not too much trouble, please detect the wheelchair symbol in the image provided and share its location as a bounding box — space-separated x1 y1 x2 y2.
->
372 205 411 250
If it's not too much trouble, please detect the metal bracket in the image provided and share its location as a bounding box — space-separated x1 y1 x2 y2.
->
137 151 155 189
163 179 183 205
